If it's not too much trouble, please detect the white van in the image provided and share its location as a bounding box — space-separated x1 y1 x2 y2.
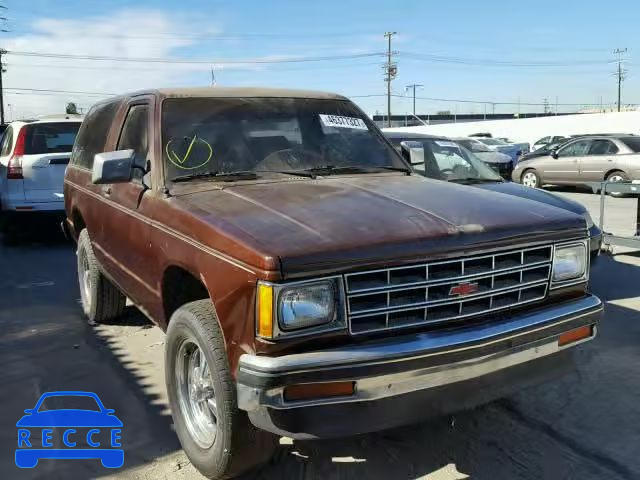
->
0 118 81 216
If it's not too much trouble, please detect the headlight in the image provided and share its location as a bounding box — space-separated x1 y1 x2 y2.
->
552 242 587 284
256 278 345 339
279 281 336 331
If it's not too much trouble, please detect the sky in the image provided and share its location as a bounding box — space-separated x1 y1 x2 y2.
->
2 0 640 119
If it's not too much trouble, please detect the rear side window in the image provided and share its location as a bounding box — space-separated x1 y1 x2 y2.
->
24 122 81 155
71 101 120 169
621 137 640 153
588 139 618 155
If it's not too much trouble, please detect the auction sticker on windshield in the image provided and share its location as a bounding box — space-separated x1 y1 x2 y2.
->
319 114 368 130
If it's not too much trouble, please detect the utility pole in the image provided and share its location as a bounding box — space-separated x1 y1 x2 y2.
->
405 84 423 116
383 31 397 127
542 97 550 115
614 48 628 112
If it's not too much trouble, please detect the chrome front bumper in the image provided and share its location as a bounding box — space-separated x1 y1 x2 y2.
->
237 295 602 438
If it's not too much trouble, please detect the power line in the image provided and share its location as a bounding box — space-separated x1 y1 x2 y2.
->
5 87 114 96
349 93 634 107
399 51 612 67
6 50 385 65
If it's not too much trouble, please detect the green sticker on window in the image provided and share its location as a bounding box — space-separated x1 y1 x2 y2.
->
166 136 213 170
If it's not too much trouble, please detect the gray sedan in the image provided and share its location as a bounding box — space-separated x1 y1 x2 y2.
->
512 135 640 194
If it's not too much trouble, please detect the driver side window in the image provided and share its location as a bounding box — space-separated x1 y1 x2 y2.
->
117 104 149 182
558 139 591 157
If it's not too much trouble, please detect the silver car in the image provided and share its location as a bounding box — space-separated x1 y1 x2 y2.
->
512 135 640 194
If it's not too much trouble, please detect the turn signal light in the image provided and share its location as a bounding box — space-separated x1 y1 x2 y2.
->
284 381 355 402
558 325 592 347
257 283 273 339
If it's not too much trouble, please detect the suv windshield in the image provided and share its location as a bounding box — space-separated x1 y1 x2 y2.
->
24 122 81 155
457 139 492 152
391 137 502 182
477 138 506 146
161 98 406 181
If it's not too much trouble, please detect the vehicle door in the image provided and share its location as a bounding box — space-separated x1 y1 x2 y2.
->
20 122 80 204
544 138 592 184
579 138 619 183
96 98 158 309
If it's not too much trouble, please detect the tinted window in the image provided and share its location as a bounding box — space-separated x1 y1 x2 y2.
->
117 104 149 180
588 139 618 155
23 122 81 155
0 125 13 156
534 136 550 146
621 137 640 153
161 98 404 181
558 139 591 157
71 101 120 169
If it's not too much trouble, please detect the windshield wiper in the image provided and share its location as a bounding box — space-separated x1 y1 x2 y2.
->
294 165 410 176
448 177 503 184
172 170 258 183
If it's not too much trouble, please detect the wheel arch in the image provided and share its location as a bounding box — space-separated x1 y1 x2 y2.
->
604 168 627 181
161 265 212 330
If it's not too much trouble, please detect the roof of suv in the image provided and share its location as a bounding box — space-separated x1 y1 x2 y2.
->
114 86 348 101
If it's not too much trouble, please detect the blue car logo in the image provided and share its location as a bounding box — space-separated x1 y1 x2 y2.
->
16 391 123 468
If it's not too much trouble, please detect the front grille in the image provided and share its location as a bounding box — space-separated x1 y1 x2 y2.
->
345 245 552 334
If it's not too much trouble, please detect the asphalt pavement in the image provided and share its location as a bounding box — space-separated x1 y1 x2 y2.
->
1 190 639 480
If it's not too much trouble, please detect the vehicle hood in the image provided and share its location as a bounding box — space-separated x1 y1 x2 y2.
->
16 410 123 428
173 174 586 277
475 181 587 216
473 151 512 164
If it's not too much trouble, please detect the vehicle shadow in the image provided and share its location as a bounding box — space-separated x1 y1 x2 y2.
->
0 233 180 480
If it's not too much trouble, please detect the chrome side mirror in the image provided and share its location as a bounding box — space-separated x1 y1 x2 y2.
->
92 150 136 184
400 141 425 165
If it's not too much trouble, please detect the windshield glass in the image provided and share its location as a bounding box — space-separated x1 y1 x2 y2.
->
391 137 501 182
161 98 405 181
24 122 81 155
457 139 492 152
477 138 506 146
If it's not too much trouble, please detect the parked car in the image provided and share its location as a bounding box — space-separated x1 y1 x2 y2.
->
64 87 601 479
385 131 601 260
450 136 514 179
520 138 571 162
512 134 640 197
473 137 524 163
532 136 568 151
0 118 82 224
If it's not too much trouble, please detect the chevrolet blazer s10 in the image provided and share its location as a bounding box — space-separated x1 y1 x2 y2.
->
63 88 602 479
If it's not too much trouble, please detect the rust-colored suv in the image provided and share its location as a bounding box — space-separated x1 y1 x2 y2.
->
64 88 602 479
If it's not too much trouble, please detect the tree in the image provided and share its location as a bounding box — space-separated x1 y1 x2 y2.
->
66 102 78 115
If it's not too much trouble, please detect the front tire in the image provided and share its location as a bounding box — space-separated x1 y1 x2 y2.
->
165 300 276 479
521 169 541 188
77 229 126 323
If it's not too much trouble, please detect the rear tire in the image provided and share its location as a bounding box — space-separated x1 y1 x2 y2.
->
77 229 126 323
521 169 541 188
606 171 629 198
165 300 276 479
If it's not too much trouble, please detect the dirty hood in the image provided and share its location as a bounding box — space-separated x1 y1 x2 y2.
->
174 174 586 277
